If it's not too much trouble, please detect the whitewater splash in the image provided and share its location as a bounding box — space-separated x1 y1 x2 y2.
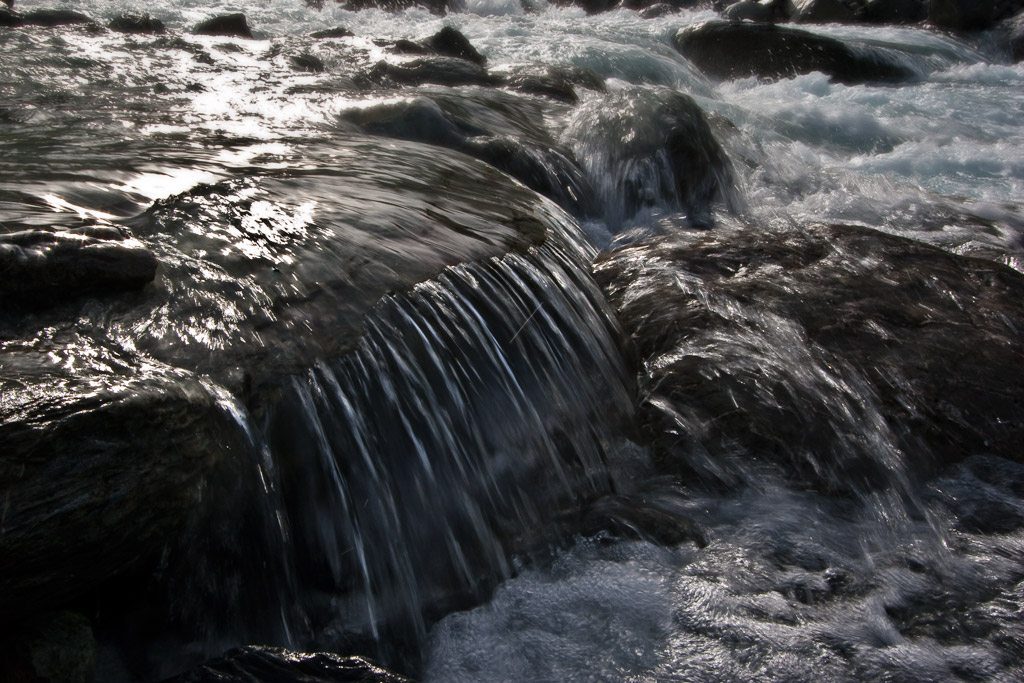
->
2 1 1023 682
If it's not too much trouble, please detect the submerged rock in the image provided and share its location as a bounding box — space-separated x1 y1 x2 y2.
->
368 57 493 88
0 225 157 307
108 12 165 34
340 0 449 14
163 647 412 683
492 63 605 103
674 20 916 84
564 88 740 228
25 9 95 26
310 26 354 39
595 222 1024 493
193 13 254 39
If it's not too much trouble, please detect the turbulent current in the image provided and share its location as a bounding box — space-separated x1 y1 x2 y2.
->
1 1 1023 682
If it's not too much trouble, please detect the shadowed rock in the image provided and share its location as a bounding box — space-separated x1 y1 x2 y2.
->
194 13 253 39
369 57 493 88
339 93 596 218
162 647 412 683
340 0 449 14
595 222 1024 494
0 342 253 622
674 20 916 84
793 0 859 23
0 225 157 307
310 26 354 39
424 26 486 65
20 9 94 27
108 12 165 34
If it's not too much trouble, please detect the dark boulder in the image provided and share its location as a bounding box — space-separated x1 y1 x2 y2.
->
310 26 354 39
674 21 916 84
1010 13 1024 61
338 94 596 218
23 9 94 27
595 222 1024 494
0 342 252 622
340 0 449 14
564 88 740 228
0 612 96 683
193 13 254 39
927 0 998 30
368 57 493 88
723 0 796 22
162 647 411 683
863 0 925 23
0 225 157 308
290 53 326 72
425 26 486 65
549 0 619 14
793 0 859 22
108 12 165 34
0 5 24 26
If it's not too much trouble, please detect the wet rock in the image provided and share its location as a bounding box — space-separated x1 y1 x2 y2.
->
22 9 94 27
162 646 412 683
193 13 254 39
424 26 486 65
310 26 354 39
564 88 740 228
1010 13 1024 61
0 341 251 621
793 0 859 23
638 3 681 18
863 0 925 23
369 57 493 88
290 53 326 73
108 12 165 34
927 0 1002 31
493 63 605 103
675 21 916 84
0 225 157 308
723 0 795 22
0 6 24 26
101 140 560 382
0 612 96 683
549 0 619 14
340 0 449 14
339 94 595 218
595 222 1024 494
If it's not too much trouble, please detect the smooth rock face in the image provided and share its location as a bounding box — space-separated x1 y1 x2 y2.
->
193 13 253 39
595 222 1024 493
339 92 595 218
424 26 486 65
0 341 251 621
674 20 916 84
162 647 412 683
0 225 157 307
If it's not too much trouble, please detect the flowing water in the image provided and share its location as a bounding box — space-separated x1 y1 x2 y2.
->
2 1 1023 681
